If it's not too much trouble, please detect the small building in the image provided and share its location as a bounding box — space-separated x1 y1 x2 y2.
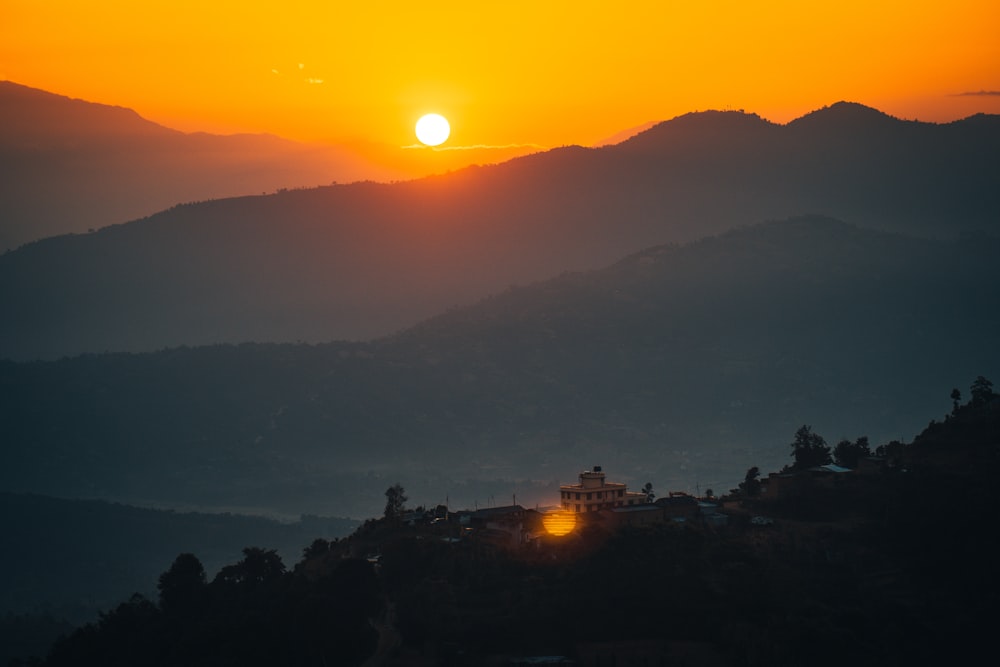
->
807 464 852 488
655 492 700 520
460 505 527 549
759 472 800 500
559 466 648 513
601 503 665 528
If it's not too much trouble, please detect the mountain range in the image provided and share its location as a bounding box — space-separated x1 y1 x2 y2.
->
1 97 997 361
3 217 997 518
0 81 394 251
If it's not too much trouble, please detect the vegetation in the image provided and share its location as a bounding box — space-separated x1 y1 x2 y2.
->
786 424 832 470
0 494 357 624
383 483 407 520
36 552 380 667
14 378 995 666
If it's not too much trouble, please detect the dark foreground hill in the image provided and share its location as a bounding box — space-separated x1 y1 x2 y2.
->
0 81 383 251
0 492 357 623
2 217 997 518
2 102 998 360
21 389 999 667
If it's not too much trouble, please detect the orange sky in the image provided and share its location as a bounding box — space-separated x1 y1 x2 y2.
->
2 0 998 173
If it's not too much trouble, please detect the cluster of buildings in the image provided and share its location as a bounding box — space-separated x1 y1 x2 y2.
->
447 466 727 551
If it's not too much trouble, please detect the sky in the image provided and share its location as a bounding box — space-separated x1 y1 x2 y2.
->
2 0 999 170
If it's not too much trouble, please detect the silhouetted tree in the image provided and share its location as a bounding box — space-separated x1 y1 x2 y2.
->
874 439 906 462
302 537 331 561
214 547 285 588
833 436 871 468
642 482 655 502
384 483 407 519
970 376 995 407
157 553 206 616
951 388 962 414
789 425 831 470
739 467 761 497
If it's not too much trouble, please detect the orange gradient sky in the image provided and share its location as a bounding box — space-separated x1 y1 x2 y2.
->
2 1 998 162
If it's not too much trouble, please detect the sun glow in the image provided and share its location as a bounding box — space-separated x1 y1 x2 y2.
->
2 2 998 175
415 114 450 146
542 510 577 537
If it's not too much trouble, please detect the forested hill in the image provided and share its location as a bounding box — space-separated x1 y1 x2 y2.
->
2 217 997 519
0 492 357 624
19 385 999 667
2 103 998 360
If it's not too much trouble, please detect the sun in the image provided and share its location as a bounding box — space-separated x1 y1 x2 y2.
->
542 510 577 537
415 113 450 146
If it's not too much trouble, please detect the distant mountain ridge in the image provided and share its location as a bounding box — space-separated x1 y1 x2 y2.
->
0 81 392 250
3 217 997 518
1 99 997 360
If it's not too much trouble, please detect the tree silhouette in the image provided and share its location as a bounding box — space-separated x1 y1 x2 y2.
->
302 537 331 560
739 467 761 497
833 436 871 468
789 425 832 470
214 547 285 588
384 483 407 519
157 552 206 616
970 376 995 407
642 482 655 502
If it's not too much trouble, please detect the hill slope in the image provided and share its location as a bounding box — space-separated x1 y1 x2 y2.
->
2 101 997 360
2 217 997 517
0 81 387 251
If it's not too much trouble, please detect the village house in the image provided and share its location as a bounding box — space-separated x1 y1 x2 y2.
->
458 505 527 550
559 466 649 513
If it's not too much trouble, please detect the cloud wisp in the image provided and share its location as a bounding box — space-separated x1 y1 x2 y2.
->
951 90 1000 96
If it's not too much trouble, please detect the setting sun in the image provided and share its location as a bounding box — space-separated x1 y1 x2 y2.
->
415 114 450 146
542 510 577 537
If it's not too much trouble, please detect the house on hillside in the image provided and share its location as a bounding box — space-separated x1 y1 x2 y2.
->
760 464 854 500
759 472 801 500
656 492 700 521
559 466 648 513
459 505 527 550
601 503 664 529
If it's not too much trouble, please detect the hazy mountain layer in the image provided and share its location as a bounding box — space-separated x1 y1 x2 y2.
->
1 102 997 360
0 492 357 622
0 81 388 251
2 217 996 518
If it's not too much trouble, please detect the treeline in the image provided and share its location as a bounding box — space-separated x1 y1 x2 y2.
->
733 375 997 497
12 377 1000 665
24 548 380 667
0 493 357 624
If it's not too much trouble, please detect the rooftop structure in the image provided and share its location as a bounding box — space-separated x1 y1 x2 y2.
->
559 465 649 513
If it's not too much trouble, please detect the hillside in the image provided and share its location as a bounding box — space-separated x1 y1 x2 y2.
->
20 387 999 666
1 102 998 360
0 493 357 623
0 81 387 251
2 217 997 518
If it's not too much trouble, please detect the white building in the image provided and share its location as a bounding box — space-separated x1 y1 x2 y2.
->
559 465 648 513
